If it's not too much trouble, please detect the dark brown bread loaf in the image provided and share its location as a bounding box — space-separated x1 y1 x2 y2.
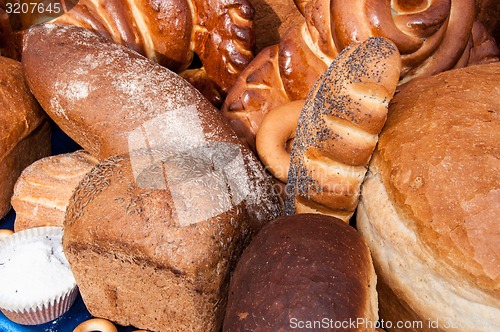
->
224 213 378 331
0 56 51 218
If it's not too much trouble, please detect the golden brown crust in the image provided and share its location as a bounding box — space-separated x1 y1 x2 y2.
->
285 37 401 222
189 0 255 93
12 150 98 232
377 62 500 296
49 0 254 101
221 45 290 152
357 158 500 331
278 24 329 100
0 56 51 218
255 100 304 183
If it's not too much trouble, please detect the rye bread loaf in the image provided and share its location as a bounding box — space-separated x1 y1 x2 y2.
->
0 56 51 218
22 23 283 332
224 213 378 331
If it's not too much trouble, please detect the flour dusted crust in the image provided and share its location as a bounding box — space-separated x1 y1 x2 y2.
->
0 56 51 218
12 150 98 232
357 62 500 330
285 37 401 222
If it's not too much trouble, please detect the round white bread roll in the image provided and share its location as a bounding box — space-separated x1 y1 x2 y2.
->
357 62 500 331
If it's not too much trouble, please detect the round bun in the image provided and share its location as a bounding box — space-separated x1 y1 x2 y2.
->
357 62 500 330
224 213 378 331
12 150 98 232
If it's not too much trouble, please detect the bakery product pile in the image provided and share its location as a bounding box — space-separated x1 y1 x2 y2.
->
0 56 51 219
221 0 500 153
0 0 498 331
19 23 282 331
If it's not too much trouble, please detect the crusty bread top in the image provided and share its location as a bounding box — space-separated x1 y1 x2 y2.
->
64 149 282 276
21 24 238 160
0 56 46 160
376 62 500 294
12 150 99 232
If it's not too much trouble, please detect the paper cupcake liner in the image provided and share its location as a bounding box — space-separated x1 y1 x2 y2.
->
0 226 79 325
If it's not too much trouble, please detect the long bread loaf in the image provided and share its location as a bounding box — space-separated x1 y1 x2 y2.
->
285 37 401 222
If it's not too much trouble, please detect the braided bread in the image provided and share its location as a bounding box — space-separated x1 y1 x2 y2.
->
222 0 500 151
285 37 401 222
10 0 254 107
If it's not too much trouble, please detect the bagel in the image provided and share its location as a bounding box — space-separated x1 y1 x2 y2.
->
256 100 304 183
73 318 118 332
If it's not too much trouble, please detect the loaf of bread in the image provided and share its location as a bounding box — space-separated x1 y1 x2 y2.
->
285 37 401 222
22 23 282 332
222 0 500 152
22 23 242 161
224 213 378 331
12 150 98 232
357 62 500 331
0 56 51 219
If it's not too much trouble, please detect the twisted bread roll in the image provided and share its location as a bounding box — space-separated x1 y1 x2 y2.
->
222 0 500 151
285 37 401 222
43 0 254 106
